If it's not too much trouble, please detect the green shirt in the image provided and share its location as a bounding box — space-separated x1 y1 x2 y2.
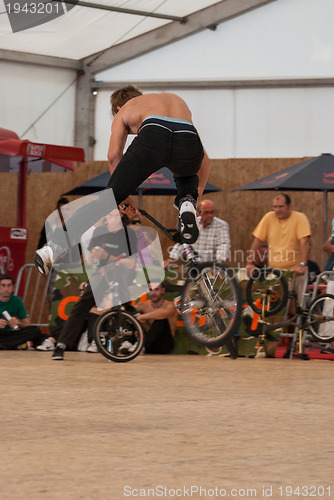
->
0 296 27 331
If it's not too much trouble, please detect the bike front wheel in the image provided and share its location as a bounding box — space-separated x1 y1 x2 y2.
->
180 262 242 348
307 293 334 342
93 308 144 362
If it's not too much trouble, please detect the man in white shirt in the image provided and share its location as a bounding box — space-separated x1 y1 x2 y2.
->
167 199 230 264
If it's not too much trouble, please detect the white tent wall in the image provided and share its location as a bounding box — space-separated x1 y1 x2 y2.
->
0 0 333 154
93 0 334 160
96 0 334 82
94 86 334 161
0 60 77 145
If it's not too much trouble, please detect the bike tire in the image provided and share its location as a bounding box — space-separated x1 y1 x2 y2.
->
307 293 334 342
180 262 242 348
93 309 144 363
246 268 289 317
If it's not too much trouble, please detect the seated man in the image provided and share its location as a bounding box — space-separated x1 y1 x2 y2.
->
0 274 45 350
135 281 177 354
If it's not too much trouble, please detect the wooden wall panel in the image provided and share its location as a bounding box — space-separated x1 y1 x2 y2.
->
0 174 18 227
0 158 331 271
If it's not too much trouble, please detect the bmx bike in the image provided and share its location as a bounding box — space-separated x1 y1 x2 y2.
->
93 209 243 362
245 267 334 359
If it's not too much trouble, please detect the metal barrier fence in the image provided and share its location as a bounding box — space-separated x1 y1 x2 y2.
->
14 264 52 330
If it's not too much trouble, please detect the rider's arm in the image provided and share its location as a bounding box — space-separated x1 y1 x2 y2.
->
107 115 137 210
107 112 129 175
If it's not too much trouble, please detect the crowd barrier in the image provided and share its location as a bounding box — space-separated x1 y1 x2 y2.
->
14 263 52 330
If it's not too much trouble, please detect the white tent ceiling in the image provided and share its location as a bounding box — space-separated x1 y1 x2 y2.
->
0 0 211 60
1 0 332 160
0 0 284 159
0 0 277 67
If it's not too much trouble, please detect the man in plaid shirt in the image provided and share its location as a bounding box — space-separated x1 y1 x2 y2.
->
167 199 230 264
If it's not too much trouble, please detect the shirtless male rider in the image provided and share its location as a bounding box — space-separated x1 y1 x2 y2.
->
35 85 210 276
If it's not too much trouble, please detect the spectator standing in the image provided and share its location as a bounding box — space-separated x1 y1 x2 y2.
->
246 193 311 280
246 193 311 358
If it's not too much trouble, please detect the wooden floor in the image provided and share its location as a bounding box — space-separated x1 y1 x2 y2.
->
0 352 333 500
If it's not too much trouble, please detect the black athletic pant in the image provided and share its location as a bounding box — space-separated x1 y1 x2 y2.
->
57 284 96 349
0 326 44 350
107 125 204 207
50 125 204 253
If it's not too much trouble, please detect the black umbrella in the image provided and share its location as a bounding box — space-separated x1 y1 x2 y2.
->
64 166 222 207
235 153 334 241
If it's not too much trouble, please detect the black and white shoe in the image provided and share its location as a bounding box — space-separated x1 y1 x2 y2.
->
34 246 54 276
52 346 64 360
179 197 199 244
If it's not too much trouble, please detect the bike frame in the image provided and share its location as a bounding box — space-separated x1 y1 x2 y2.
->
139 209 241 356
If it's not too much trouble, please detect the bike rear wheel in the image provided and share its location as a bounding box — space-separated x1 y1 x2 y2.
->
246 268 289 317
307 293 334 342
180 262 242 348
93 308 144 362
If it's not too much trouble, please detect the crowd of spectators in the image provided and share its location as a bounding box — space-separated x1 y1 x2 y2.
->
2 192 331 358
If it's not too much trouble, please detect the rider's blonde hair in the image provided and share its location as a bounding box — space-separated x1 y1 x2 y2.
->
110 85 143 116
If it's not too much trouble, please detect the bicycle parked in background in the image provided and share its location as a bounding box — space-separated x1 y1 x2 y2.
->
245 268 334 359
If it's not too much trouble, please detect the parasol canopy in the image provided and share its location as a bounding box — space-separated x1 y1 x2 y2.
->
64 166 222 207
235 153 334 242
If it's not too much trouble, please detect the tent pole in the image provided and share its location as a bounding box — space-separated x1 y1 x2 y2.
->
323 190 328 268
17 158 27 227
324 190 328 243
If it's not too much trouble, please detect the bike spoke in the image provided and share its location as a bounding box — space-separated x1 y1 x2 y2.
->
94 309 144 362
181 262 242 347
